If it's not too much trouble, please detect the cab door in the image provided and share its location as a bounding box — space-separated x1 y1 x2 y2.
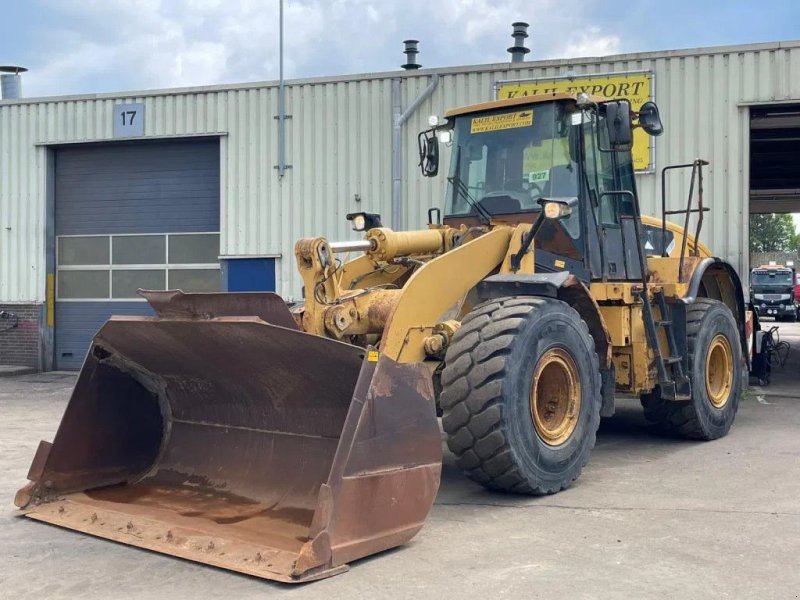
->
581 116 643 281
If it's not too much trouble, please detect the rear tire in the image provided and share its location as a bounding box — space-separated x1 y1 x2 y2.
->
641 298 742 440
440 297 602 495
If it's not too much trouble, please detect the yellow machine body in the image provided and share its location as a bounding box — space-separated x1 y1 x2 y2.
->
15 92 746 583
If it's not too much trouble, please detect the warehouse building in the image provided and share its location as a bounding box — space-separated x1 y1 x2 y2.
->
1 39 799 370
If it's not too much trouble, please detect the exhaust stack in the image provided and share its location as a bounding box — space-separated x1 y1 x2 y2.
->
0 66 27 100
507 22 530 63
401 40 421 70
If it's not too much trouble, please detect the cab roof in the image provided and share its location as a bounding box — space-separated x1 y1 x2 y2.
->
444 92 609 118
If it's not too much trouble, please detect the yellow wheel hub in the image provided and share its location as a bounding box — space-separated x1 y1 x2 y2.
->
530 348 581 446
706 334 734 408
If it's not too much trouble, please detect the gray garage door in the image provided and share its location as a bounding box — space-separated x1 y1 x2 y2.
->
55 139 220 370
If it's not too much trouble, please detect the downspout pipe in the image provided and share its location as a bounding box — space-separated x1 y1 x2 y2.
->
391 74 440 229
392 78 403 230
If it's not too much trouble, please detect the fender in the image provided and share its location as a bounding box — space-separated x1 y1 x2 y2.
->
683 257 749 368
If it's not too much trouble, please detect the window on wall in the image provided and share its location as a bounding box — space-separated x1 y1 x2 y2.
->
56 233 220 300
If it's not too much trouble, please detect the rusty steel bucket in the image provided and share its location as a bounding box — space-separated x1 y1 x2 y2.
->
15 291 442 583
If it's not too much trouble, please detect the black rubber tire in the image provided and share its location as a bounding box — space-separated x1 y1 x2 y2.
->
439 297 602 495
640 298 742 440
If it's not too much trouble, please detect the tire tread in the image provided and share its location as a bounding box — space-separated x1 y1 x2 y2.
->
640 298 740 440
441 297 601 495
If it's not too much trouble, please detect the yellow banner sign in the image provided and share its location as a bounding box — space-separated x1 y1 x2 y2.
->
471 110 533 134
497 73 653 171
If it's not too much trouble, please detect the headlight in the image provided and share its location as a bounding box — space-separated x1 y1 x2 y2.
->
543 201 573 219
346 211 383 232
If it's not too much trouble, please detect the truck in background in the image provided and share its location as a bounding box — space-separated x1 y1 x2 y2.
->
751 262 798 321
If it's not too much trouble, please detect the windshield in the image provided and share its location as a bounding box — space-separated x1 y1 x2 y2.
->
752 270 793 285
445 102 579 223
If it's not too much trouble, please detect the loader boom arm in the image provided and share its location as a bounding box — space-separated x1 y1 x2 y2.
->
380 226 513 362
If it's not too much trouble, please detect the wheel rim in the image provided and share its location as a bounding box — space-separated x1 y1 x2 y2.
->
705 334 733 408
529 348 581 446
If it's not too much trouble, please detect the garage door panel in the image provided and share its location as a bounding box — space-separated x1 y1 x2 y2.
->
55 303 154 371
54 139 220 370
56 139 220 236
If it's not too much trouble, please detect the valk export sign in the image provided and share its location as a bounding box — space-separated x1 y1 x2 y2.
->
496 72 654 172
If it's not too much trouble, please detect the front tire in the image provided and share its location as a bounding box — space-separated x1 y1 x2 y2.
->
641 298 742 440
440 297 602 495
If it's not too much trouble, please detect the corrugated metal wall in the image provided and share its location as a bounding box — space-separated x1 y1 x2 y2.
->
2 41 799 302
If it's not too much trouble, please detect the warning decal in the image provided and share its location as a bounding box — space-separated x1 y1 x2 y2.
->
471 110 533 134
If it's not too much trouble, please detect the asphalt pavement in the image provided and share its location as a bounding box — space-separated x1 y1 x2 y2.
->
2 325 800 599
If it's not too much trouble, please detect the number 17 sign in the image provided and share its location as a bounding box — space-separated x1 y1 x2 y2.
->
113 102 145 137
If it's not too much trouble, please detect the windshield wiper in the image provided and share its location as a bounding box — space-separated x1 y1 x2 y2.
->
447 175 492 224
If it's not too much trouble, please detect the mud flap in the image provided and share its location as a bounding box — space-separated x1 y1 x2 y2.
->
15 300 441 583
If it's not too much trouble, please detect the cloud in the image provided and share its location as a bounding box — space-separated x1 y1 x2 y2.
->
21 0 626 97
562 27 621 58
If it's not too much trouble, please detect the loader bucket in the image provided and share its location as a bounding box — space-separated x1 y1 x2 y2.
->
15 293 442 583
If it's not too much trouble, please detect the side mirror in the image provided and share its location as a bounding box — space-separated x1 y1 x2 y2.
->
418 129 439 177
604 100 633 151
567 112 583 163
638 101 664 136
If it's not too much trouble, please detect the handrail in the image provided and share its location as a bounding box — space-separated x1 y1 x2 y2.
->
660 158 710 281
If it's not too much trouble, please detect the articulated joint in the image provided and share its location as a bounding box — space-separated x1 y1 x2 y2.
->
366 228 445 262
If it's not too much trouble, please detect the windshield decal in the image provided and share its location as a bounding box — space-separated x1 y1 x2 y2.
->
528 170 550 183
470 110 533 134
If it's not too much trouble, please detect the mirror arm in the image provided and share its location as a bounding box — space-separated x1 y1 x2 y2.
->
510 211 545 272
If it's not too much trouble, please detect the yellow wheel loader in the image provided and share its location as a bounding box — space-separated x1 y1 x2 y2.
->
16 92 750 582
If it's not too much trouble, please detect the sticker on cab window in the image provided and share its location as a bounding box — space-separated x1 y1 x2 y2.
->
471 110 533 134
528 170 550 183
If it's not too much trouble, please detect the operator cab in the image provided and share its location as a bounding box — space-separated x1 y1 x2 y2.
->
424 93 661 282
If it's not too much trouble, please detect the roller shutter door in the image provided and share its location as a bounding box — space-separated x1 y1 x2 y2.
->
54 139 220 370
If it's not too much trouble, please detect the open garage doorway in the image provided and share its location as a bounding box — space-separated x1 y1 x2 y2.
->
749 104 800 394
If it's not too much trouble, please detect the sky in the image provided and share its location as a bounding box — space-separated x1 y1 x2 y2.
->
1 0 799 98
